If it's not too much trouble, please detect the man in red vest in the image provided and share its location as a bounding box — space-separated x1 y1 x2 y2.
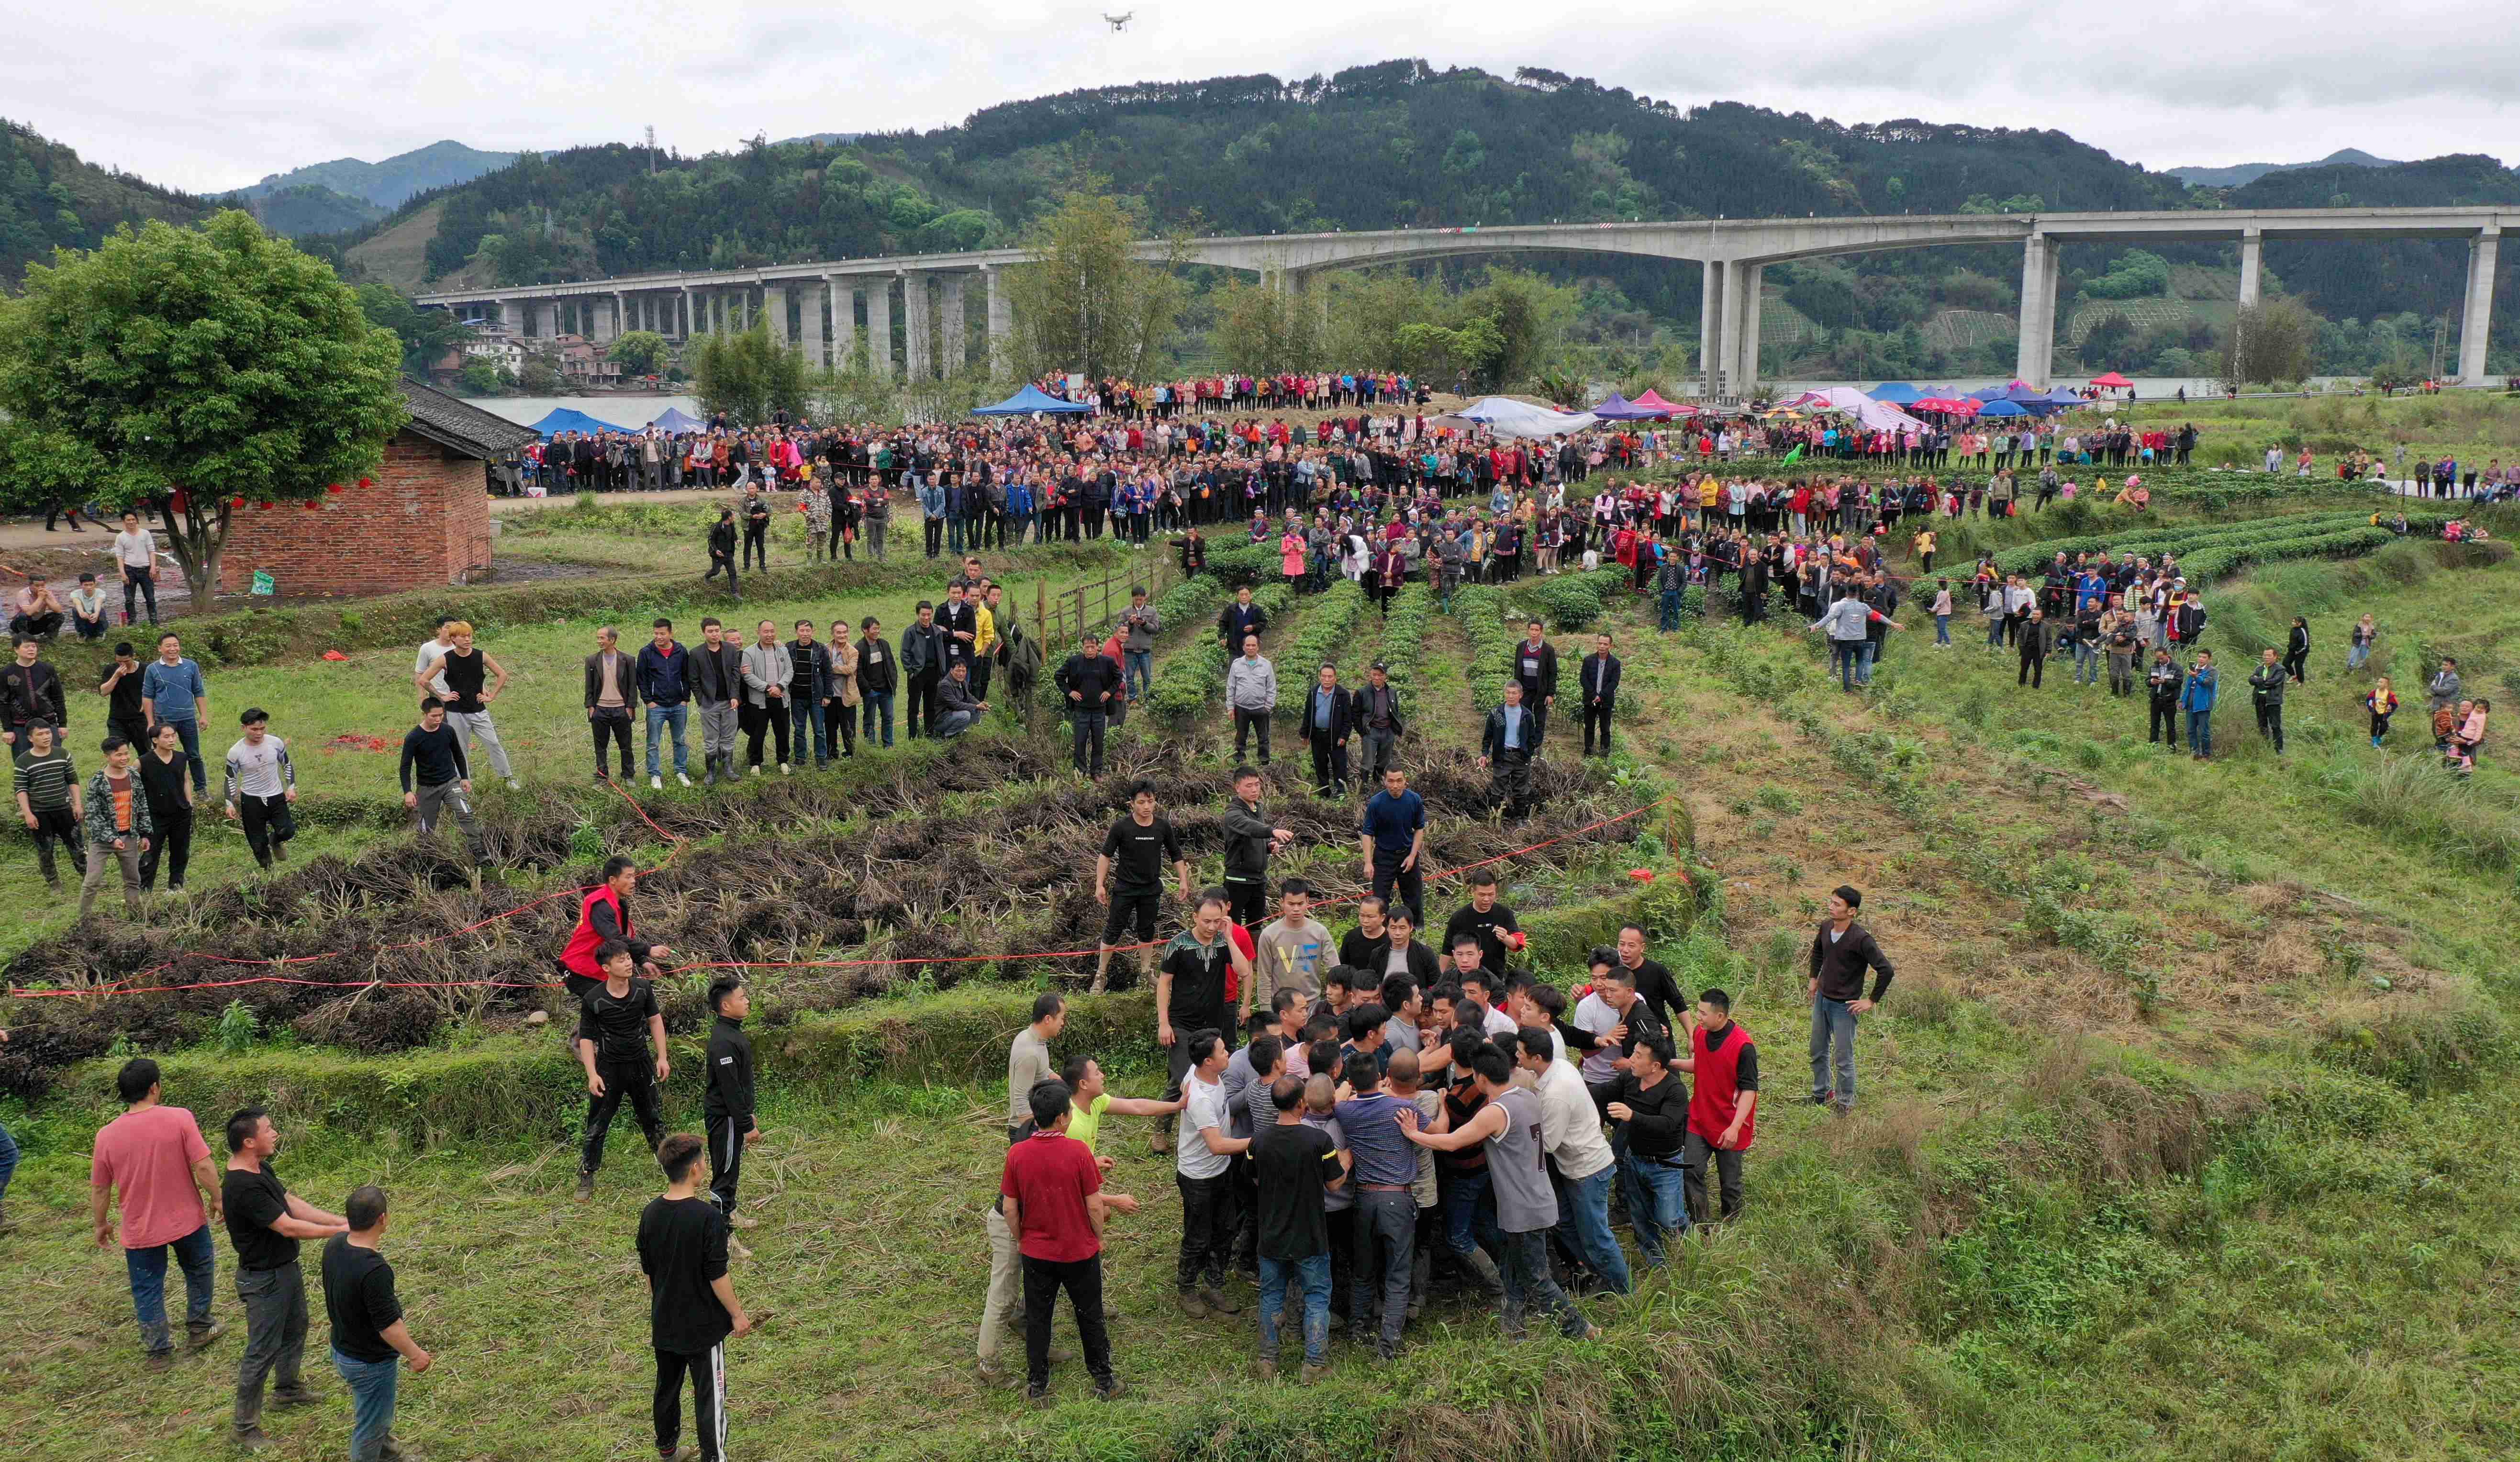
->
1677 987 1756 1227
560 855 673 1025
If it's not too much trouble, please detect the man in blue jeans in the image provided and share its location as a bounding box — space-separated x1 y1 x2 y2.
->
1808 587 1899 693
1523 1029 1629 1295
2182 650 2219 759
636 618 692 788
1606 1034 1693 1264
1250 1074 1347 1382
323 1185 431 1462
89 1056 224 1362
1808 884 1896 1115
141 630 209 795
1333 1050 1424 1362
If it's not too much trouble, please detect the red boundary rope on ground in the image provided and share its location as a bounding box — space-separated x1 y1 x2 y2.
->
7 789 1673 1000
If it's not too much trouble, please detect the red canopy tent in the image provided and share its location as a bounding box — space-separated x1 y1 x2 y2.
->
1630 389 1694 417
2088 371 2133 388
1912 397 1980 416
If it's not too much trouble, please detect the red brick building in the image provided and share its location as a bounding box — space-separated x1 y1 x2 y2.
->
218 380 538 597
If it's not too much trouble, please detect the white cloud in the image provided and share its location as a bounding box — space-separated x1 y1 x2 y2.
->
7 0 2509 192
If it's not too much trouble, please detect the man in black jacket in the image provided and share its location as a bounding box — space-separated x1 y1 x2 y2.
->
2016 610 2051 689
1297 663 1355 798
690 618 746 787
1479 681 1540 818
1219 768 1292 930
899 602 947 741
1808 884 1894 1115
704 509 741 601
1 635 68 750
856 617 897 749
584 625 644 784
1053 633 1120 778
1512 621 1558 754
1577 633 1621 757
703 977 760 1249
784 622 835 769
1349 663 1405 783
1217 586 1268 657
2145 647 2183 745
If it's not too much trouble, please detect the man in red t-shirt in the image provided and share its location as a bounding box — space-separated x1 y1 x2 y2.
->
999 1079 1125 1406
89 1057 225 1361
1677 988 1758 1226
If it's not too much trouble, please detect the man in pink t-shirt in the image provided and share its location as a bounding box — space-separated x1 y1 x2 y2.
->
89 1057 224 1361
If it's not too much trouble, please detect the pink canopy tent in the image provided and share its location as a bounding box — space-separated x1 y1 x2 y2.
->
1630 389 1693 416
1911 397 1980 416
2088 371 2133 388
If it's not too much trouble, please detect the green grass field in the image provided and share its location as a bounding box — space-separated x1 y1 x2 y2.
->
4 474 2519 1462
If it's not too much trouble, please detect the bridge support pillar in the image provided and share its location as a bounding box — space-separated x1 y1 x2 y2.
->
2460 229 2499 383
940 274 968 378
2014 234 2061 388
867 276 895 378
983 265 1012 375
903 272 933 380
766 284 790 351
1697 260 1726 398
1723 261 1761 396
2237 228 2264 310
537 300 559 340
830 278 859 370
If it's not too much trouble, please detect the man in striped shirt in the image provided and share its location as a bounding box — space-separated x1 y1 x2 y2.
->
11 720 80 887
223 709 298 869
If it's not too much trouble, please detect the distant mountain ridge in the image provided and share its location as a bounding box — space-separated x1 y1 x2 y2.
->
240 140 519 209
2166 148 2402 189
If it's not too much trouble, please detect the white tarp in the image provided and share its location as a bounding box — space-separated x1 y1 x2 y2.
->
1789 387 1928 433
1452 397 1601 438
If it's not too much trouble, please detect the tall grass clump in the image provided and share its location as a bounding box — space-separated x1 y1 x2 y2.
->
2319 752 2520 871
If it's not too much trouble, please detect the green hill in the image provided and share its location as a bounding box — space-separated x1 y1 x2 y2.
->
219 179 383 235
240 138 518 209
0 117 212 282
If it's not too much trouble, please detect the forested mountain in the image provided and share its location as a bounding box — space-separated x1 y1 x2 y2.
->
0 119 212 283
241 139 518 209
2167 148 2399 189
223 181 383 235
313 61 2192 299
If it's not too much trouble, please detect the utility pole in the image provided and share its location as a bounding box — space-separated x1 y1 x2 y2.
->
645 125 657 176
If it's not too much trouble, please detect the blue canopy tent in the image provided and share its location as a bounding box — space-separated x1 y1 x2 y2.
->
1975 399 2032 418
1867 382 1924 403
648 407 704 433
973 384 1092 416
1588 392 1667 421
528 407 635 439
2044 387 2088 405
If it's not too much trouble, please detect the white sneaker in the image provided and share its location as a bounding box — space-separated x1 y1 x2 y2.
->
778 763 791 776
506 778 521 792
747 764 761 777
676 772 692 787
649 775 663 790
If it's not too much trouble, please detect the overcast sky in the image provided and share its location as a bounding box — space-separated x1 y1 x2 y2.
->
15 1 2513 194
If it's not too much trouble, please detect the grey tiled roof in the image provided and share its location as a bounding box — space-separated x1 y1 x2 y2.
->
398 377 540 458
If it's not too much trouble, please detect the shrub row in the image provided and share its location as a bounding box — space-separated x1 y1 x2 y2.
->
1203 540 1279 588
1452 583 1524 714
1274 580 1368 716
1991 511 2445 577
1140 582 1294 723
1374 582 1436 698
1512 567 1632 632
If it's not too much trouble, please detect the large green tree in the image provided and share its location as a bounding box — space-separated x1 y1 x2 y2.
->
692 324 807 425
0 211 407 603
607 329 669 376
1001 181 1187 381
355 282 470 375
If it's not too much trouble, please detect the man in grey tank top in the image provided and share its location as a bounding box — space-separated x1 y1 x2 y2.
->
1399 1044 1598 1342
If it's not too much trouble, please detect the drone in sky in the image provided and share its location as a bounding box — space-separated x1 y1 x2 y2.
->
1103 11 1132 31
